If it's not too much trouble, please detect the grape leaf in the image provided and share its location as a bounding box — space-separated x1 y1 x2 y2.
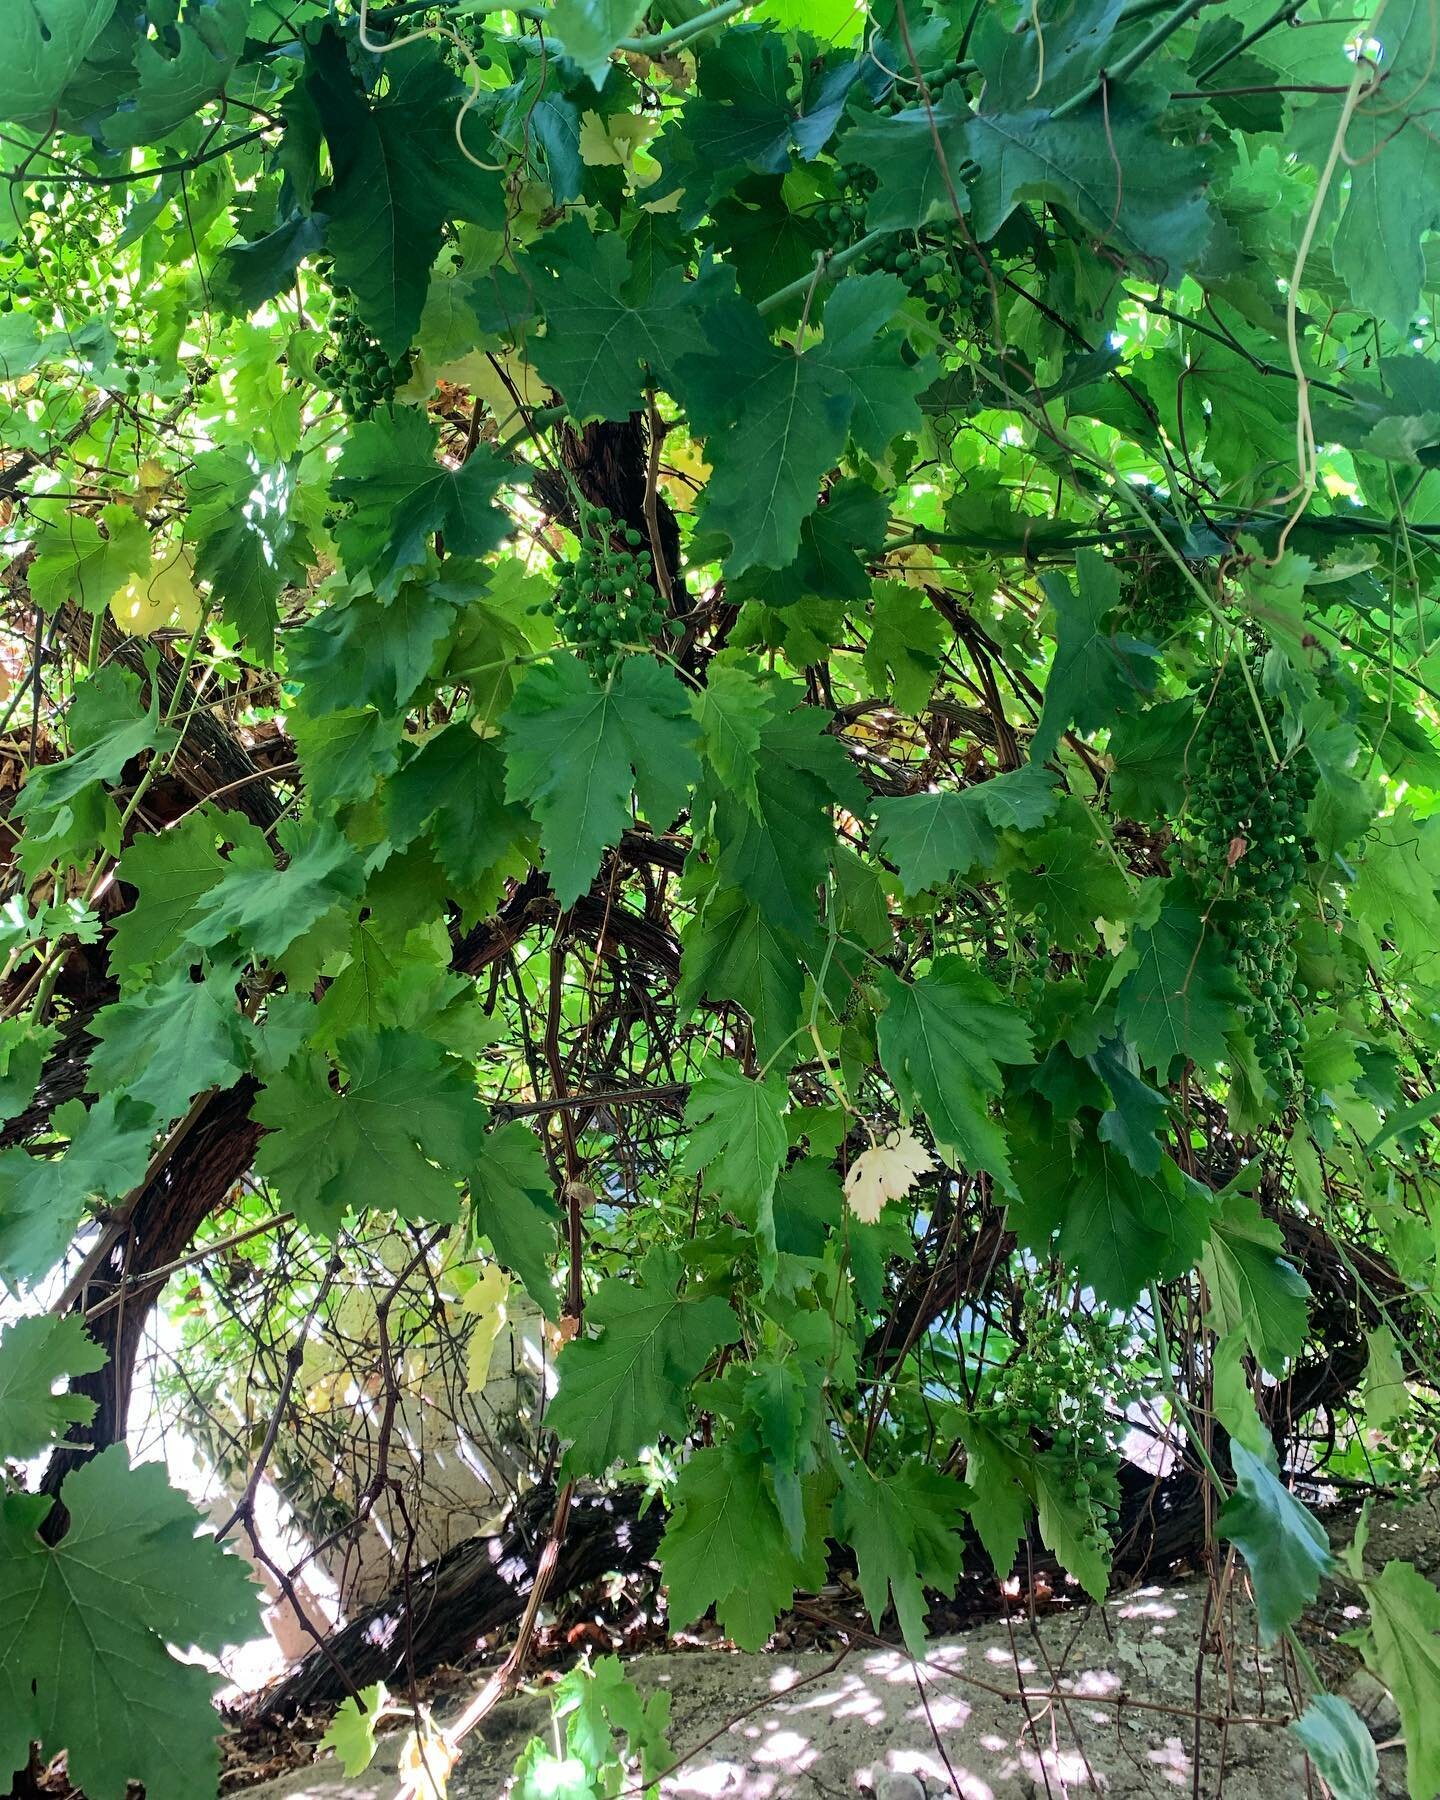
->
320 1683 387 1779
677 886 806 1065
1216 1441 1333 1643
0 1314 104 1462
288 583 457 717
28 502 148 616
0 1095 156 1287
547 1247 737 1475
331 410 516 600
387 723 535 891
1113 891 1243 1076
658 1439 825 1650
876 957 1032 1187
1006 818 1133 949
88 967 248 1125
1289 1696 1379 1800
470 1122 562 1318
522 223 706 421
0 1445 259 1800
102 0 250 149
1031 550 1159 761
305 29 505 356
186 818 364 962
679 278 930 574
681 1063 790 1278
1357 1559 1440 1800
834 1457 969 1654
1199 1187 1310 1375
550 0 645 87
871 788 997 894
0 0 117 127
110 810 253 982
502 653 698 907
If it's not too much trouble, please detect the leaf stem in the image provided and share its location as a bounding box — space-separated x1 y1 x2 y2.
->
757 228 896 318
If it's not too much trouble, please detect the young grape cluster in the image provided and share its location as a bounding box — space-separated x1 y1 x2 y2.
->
541 507 666 675
1186 664 1317 1096
815 167 993 340
317 283 411 419
989 1301 1140 1562
1119 555 1202 648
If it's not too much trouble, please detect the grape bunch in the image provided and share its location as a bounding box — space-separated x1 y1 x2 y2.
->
1119 555 1202 648
542 507 666 676
318 286 411 419
1185 664 1317 1096
988 1301 1139 1563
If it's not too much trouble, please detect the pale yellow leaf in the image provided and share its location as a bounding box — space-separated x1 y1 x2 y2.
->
462 1260 510 1395
108 542 203 636
844 1127 935 1223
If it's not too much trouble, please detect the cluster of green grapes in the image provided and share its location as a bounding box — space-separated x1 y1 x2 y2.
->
316 283 410 419
540 507 666 675
814 167 992 339
989 1302 1140 1561
1186 664 1317 1096
1119 555 1202 648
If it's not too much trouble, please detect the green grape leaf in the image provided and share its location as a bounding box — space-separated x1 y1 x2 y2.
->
0 1314 104 1462
252 1051 350 1236
1288 1696 1379 1800
502 652 698 907
0 1095 156 1288
470 1121 562 1318
29 502 148 615
0 1445 259 1800
871 789 997 893
1011 1108 1210 1307
1033 1454 1110 1602
288 584 457 718
863 580 947 713
291 704 403 810
185 447 305 660
387 723 535 892
877 957 1032 1188
319 1684 387 1779
693 658 770 817
1216 1441 1333 1643
88 967 248 1125
958 1419 1032 1581
679 278 929 574
0 1018 57 1127
547 1247 737 1475
705 703 864 934
523 223 705 421
0 0 118 127
681 1062 790 1278
549 0 645 87
1090 1039 1167 1175
1199 1186 1310 1375
102 0 250 149
677 886 806 1065
1357 1559 1440 1800
1006 818 1132 950
186 819 364 961
331 410 516 599
1031 550 1159 761
1107 698 1197 821
1362 1324 1411 1434
658 1439 825 1650
964 86 1213 277
1112 892 1243 1077
834 1457 969 1655
305 29 505 356
842 88 972 230
110 810 262 982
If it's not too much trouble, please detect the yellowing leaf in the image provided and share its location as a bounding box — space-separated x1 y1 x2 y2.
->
844 1127 935 1223
579 109 657 169
659 432 710 513
462 1259 510 1394
109 543 203 636
134 457 169 510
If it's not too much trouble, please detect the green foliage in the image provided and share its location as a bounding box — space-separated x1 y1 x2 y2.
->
1355 1560 1440 1800
0 1315 103 1462
3 0 1440 1778
0 1446 259 1800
